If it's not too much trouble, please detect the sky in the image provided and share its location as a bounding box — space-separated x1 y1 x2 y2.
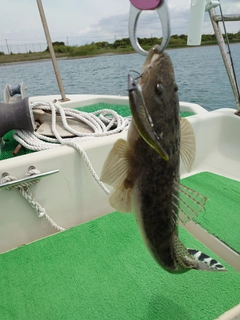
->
0 0 239 53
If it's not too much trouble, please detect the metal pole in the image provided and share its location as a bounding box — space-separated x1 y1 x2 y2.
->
209 8 240 110
213 14 240 22
36 0 69 101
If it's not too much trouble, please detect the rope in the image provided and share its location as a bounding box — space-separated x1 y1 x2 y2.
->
1 169 65 232
5 101 130 231
13 101 130 195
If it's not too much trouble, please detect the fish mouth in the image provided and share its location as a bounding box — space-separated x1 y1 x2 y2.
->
128 74 169 161
128 73 138 92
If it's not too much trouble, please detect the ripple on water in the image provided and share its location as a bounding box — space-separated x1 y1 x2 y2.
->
0 44 239 110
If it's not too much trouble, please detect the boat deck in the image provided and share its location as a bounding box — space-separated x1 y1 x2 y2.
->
0 97 239 319
0 204 240 320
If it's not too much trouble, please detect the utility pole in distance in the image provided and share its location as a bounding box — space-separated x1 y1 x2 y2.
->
5 39 10 54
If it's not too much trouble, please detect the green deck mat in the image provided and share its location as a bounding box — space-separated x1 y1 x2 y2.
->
0 211 239 320
77 102 130 116
0 102 194 161
76 102 195 119
182 172 240 254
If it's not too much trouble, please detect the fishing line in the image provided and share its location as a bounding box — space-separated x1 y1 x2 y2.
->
218 1 240 103
129 70 142 83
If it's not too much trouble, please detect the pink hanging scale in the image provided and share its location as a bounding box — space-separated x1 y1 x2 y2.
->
129 0 162 10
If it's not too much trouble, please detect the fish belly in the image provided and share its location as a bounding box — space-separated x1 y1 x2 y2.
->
132 163 179 272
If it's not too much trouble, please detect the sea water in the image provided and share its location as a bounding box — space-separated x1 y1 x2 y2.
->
0 44 239 111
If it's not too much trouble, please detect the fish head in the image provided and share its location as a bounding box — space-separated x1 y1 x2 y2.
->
128 74 169 160
140 45 178 101
139 45 180 157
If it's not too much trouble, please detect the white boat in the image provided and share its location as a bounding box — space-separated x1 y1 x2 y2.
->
0 1 239 320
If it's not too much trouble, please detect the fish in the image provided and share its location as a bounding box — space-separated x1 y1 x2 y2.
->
101 45 226 273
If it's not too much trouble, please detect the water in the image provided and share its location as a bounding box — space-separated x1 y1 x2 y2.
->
0 44 239 111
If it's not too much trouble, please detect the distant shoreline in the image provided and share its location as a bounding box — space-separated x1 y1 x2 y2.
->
0 51 136 66
0 41 239 66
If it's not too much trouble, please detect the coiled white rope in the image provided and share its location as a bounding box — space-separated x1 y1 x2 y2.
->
1 167 65 232
14 101 130 148
13 101 130 196
7 101 130 231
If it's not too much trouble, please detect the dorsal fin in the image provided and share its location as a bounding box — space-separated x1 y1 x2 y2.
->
180 118 196 172
173 182 207 224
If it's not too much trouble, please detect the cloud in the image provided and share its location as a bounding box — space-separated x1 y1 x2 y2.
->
76 14 129 44
76 0 240 45
0 0 239 52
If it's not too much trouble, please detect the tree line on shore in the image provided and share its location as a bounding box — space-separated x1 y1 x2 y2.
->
45 32 240 56
1 32 240 57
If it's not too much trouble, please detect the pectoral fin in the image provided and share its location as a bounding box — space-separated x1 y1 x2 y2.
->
100 139 133 213
180 118 196 172
109 182 132 213
100 139 131 188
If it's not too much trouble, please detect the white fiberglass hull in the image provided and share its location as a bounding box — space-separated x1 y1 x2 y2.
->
0 94 239 319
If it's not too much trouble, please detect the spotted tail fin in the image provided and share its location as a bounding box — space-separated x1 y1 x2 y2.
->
173 235 226 272
187 249 227 271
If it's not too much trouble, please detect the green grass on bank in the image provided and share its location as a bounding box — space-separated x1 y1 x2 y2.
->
0 48 135 64
1 33 239 64
0 52 67 64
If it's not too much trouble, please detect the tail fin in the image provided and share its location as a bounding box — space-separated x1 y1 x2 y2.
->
187 249 227 271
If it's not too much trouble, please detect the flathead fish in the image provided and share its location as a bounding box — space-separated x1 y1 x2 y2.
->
101 45 225 273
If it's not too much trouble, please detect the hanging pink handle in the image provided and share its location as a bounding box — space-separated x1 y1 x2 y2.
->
130 0 162 10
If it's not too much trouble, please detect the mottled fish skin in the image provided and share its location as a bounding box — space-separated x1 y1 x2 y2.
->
128 46 225 272
101 45 226 273
128 47 182 272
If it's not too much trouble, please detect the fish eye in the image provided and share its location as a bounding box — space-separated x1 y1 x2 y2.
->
173 83 178 92
155 83 164 94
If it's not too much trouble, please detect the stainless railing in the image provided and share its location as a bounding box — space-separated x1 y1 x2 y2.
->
209 9 240 110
